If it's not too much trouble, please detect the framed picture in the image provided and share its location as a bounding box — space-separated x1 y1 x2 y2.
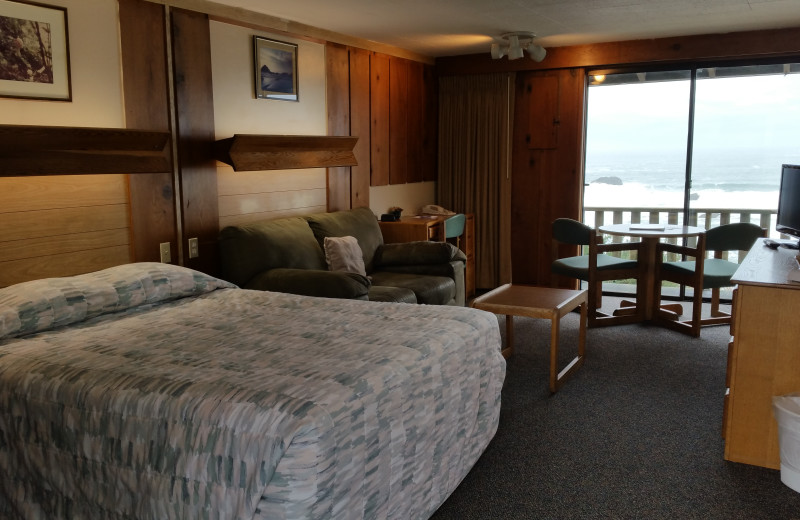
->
253 36 298 101
0 0 71 101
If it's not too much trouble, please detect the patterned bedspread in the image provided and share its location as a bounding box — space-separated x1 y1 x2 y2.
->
0 263 504 519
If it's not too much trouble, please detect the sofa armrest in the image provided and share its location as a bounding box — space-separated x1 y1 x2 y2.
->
374 241 466 268
244 268 371 300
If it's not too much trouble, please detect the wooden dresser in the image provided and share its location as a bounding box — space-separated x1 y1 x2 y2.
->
379 214 475 298
724 238 800 469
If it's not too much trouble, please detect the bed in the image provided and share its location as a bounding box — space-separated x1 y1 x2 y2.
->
0 262 505 519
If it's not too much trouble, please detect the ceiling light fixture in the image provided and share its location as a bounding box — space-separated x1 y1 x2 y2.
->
490 31 547 62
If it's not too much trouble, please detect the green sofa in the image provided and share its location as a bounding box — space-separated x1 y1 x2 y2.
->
218 207 467 305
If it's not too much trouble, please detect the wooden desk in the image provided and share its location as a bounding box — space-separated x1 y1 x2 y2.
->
472 284 587 393
380 214 475 298
598 223 705 321
724 238 800 469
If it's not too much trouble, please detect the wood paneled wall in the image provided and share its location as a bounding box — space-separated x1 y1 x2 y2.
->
0 175 131 287
348 47 372 207
510 69 586 286
324 45 437 207
217 168 327 228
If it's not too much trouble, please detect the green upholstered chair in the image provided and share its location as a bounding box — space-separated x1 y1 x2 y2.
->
551 218 645 327
444 213 466 249
655 222 765 336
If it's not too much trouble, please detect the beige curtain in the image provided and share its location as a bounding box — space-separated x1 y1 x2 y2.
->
438 73 513 290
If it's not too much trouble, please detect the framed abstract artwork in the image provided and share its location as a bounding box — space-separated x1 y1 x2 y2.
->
0 0 71 101
253 36 298 101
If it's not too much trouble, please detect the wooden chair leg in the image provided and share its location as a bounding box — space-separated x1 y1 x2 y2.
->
689 287 703 337
710 288 724 317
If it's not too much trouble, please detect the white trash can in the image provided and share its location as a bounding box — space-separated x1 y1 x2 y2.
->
773 393 800 493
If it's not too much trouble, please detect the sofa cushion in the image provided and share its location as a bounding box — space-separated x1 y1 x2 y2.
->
246 268 370 300
324 236 367 276
368 285 418 304
370 272 456 305
219 217 327 287
305 207 384 274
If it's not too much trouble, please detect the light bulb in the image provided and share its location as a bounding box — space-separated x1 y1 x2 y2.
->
527 43 546 62
508 35 523 60
490 43 505 60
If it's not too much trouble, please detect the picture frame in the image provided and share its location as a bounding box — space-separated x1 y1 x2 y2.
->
253 36 298 102
0 0 71 101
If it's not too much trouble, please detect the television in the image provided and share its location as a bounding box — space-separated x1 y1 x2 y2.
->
776 164 800 249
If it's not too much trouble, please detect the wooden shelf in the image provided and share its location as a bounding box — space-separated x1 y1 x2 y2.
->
214 134 358 171
0 125 171 177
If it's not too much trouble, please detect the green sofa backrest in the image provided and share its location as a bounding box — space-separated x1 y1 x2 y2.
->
305 207 384 274
218 217 327 287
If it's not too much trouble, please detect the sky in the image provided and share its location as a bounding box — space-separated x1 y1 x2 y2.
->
585 71 800 155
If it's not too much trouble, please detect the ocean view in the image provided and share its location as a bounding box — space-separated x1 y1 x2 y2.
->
584 149 800 209
582 149 800 236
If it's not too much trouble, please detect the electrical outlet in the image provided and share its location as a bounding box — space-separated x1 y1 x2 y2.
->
188 237 199 259
159 242 171 263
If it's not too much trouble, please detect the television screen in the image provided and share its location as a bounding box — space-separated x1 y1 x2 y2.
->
776 164 800 241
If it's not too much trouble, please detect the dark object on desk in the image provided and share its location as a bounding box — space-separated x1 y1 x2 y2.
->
381 213 399 222
763 238 800 250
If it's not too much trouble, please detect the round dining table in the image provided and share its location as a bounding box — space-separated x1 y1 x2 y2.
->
598 223 705 321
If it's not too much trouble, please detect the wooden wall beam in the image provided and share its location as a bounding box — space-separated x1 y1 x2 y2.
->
349 47 371 208
438 27 800 75
214 135 358 171
0 125 170 176
170 7 219 275
326 42 352 212
119 0 177 264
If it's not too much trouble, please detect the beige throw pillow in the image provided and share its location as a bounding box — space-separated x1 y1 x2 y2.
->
324 236 366 276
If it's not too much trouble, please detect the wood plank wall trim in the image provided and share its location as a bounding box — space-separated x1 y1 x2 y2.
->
0 125 171 176
214 135 358 171
119 0 177 264
145 0 434 64
170 7 219 275
437 27 800 75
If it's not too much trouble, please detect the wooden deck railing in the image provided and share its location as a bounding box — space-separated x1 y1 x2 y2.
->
584 206 777 263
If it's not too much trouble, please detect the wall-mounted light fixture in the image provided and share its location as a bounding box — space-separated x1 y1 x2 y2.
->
490 31 546 62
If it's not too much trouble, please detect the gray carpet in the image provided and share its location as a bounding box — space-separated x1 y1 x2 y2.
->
430 302 800 519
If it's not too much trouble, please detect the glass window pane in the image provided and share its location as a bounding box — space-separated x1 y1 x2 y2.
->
584 71 691 228
691 64 800 241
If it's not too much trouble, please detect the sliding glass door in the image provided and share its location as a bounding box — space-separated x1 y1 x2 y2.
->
583 62 800 296
691 65 800 252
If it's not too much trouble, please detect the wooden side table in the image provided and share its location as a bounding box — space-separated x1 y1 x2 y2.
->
472 284 587 393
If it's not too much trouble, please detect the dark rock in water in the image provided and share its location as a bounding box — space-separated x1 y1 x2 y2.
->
592 176 623 186
690 193 699 201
